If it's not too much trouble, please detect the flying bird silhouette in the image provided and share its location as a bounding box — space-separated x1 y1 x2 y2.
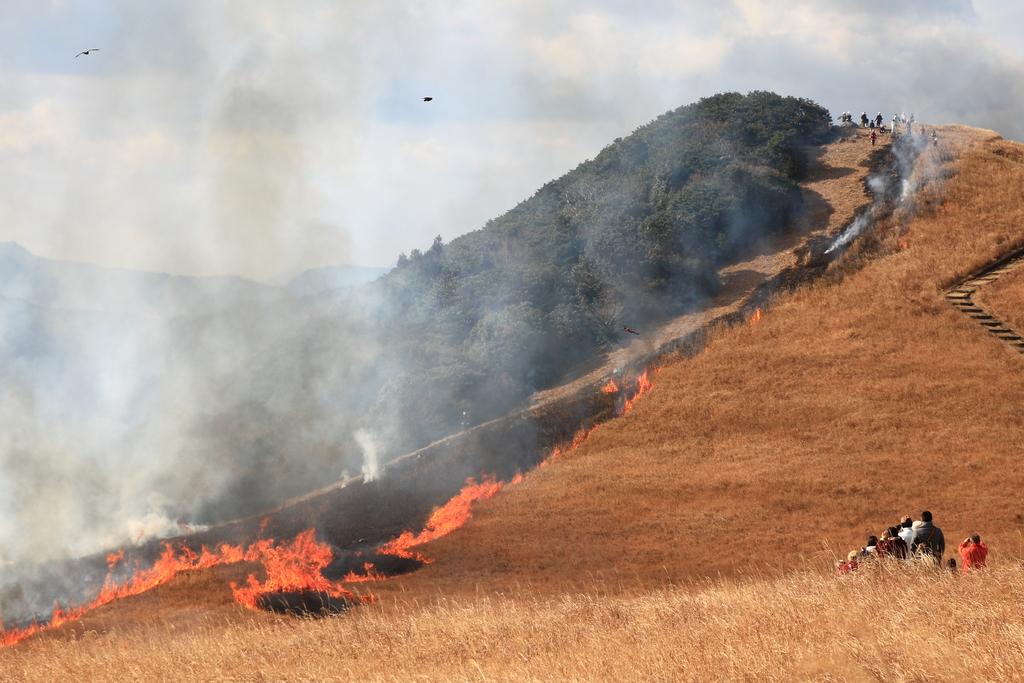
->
422 96 433 102
74 48 100 58
623 326 640 336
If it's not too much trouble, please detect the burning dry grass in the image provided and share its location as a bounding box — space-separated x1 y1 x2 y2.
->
4 125 1024 678
3 563 1024 681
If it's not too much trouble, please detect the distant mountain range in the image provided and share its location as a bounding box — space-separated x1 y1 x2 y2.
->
279 264 390 298
0 242 388 316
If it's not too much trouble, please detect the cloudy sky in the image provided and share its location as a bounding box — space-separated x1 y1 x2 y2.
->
2 0 1023 280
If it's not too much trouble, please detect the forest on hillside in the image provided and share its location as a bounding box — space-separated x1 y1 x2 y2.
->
370 91 832 447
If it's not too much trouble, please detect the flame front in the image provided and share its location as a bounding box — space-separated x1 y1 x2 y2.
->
0 531 356 646
2 365 661 646
230 530 362 610
378 476 504 561
342 562 387 583
749 308 763 325
621 370 654 415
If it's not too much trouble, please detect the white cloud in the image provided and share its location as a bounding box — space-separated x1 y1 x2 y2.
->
0 1 1021 277
0 101 64 153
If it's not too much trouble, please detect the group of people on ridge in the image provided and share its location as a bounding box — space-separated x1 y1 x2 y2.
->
837 511 988 575
838 110 938 147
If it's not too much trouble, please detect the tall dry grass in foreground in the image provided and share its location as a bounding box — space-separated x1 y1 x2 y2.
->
3 563 1024 681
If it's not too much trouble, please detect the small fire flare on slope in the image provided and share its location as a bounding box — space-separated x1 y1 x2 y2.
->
230 530 365 611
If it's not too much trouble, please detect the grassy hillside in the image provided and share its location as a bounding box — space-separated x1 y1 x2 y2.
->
375 125 1024 595
4 126 1023 681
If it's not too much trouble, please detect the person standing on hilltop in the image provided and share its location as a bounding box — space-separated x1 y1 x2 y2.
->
870 130 877 146
959 534 989 572
911 511 945 563
875 112 883 128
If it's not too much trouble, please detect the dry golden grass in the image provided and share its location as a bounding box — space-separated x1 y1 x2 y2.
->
4 125 1024 680
4 563 1024 681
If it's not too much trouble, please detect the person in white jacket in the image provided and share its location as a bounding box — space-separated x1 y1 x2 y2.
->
897 516 915 549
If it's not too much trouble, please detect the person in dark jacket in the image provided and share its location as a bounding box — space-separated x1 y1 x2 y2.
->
856 532 880 561
911 510 946 563
876 527 909 559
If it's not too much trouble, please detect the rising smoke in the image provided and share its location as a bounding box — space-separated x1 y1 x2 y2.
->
826 128 942 254
1 1 1022 623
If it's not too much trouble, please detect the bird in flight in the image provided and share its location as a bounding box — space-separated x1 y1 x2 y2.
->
623 325 640 336
422 96 433 102
75 48 100 58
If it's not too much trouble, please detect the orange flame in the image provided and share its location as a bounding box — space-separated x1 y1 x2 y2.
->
230 530 364 610
105 549 124 571
620 370 654 415
0 530 357 646
343 562 388 583
601 379 620 394
2 362 662 645
749 308 763 325
378 476 504 561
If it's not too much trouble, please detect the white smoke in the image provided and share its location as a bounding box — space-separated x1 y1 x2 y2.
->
354 428 382 482
826 128 939 254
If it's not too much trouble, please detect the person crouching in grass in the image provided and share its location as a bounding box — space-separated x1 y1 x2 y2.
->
959 534 989 572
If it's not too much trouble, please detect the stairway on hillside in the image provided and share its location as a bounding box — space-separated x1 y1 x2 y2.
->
946 247 1024 354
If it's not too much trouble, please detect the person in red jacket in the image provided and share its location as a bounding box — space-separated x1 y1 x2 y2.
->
876 527 909 559
837 550 859 575
959 534 988 572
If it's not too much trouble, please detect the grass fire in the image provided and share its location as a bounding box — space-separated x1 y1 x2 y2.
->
4 6 1024 679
